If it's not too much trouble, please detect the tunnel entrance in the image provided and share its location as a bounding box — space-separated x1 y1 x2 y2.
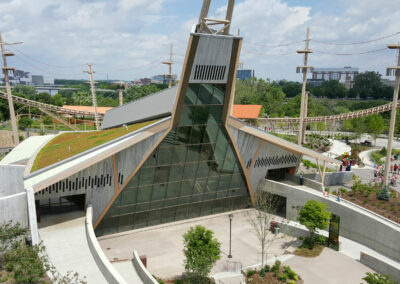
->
36 194 86 222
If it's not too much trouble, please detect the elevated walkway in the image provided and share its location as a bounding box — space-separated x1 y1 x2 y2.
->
38 211 108 283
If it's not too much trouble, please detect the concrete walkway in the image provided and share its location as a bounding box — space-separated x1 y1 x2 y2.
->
112 260 143 283
38 211 108 284
283 248 374 284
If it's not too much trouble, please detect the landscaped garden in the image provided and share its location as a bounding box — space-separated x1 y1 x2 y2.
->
31 119 159 172
338 176 400 223
370 147 400 165
245 260 303 284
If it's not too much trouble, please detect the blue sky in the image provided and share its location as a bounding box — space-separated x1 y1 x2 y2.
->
1 0 400 82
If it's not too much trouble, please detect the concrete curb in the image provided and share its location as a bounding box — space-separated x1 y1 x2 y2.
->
132 250 158 284
85 205 128 284
360 251 400 282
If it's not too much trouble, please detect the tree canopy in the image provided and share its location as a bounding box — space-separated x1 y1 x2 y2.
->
298 200 331 237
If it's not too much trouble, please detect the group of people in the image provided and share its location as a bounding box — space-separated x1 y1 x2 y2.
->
374 164 399 186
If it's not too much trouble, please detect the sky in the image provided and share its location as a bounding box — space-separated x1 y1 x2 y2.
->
1 0 400 82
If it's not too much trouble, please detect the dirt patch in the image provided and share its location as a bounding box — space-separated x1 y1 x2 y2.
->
293 244 325 258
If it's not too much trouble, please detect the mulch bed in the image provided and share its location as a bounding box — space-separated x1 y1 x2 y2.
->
246 269 304 284
293 244 325 258
342 191 400 223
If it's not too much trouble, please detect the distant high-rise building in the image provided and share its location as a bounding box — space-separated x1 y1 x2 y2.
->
236 63 254 81
151 74 177 84
31 75 44 85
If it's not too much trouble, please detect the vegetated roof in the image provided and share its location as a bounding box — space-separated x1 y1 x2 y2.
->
232 104 262 119
61 105 113 115
31 119 159 172
100 86 178 129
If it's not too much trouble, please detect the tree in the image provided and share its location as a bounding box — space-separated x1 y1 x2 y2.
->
248 191 281 267
72 91 92 106
42 115 53 125
352 71 382 99
183 225 221 282
366 114 385 146
18 116 33 130
297 200 331 245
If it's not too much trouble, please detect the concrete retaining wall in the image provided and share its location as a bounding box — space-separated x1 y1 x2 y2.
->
85 205 128 284
0 165 25 196
259 179 400 262
360 252 400 282
285 174 323 192
0 192 28 227
304 171 353 186
132 251 158 284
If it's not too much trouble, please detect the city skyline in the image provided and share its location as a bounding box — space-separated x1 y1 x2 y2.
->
0 0 399 82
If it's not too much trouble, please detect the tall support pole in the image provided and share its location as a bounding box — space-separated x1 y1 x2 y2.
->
0 32 20 145
296 27 313 145
84 64 99 130
302 91 309 144
162 44 173 88
118 89 123 106
224 0 235 35
383 45 400 187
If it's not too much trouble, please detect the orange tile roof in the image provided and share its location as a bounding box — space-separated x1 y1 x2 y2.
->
62 105 113 115
232 104 262 119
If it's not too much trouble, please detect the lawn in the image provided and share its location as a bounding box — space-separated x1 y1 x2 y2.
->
30 119 159 172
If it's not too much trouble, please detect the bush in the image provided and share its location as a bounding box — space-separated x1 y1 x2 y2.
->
247 270 256 277
288 281 296 284
339 187 347 193
287 270 297 280
263 265 270 272
271 260 281 275
260 268 266 277
363 272 397 284
278 274 287 282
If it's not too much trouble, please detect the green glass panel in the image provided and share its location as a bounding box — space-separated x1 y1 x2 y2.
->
139 167 155 186
197 84 213 105
175 206 188 221
166 182 181 199
133 212 148 229
121 187 137 205
180 180 194 197
144 150 157 167
191 106 210 125
187 145 201 161
206 176 219 192
196 161 210 178
137 185 153 203
179 105 192 126
200 143 213 161
127 175 139 188
230 173 242 188
189 126 205 144
172 146 187 163
177 126 191 144
154 165 170 184
152 184 167 201
169 164 184 182
120 204 136 215
200 200 213 215
211 85 225 105
208 106 222 124
183 163 198 180
205 124 219 143
118 214 133 232
185 84 198 105
157 147 172 166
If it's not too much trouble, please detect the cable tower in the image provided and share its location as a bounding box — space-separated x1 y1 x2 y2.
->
383 44 400 187
0 32 22 145
163 44 174 88
83 64 100 130
296 27 313 145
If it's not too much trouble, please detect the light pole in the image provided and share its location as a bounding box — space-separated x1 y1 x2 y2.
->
228 214 233 258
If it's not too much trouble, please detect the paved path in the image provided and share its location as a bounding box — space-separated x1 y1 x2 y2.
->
283 248 374 284
39 211 108 284
112 261 143 283
322 139 351 159
98 209 301 280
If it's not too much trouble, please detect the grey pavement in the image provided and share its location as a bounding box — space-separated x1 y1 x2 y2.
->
98 209 301 280
283 248 374 284
38 211 108 284
112 260 143 283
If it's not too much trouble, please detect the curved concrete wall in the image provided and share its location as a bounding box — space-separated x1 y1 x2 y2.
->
85 205 128 284
259 179 400 263
132 251 158 284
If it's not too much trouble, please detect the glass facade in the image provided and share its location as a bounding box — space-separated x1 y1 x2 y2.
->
96 84 250 236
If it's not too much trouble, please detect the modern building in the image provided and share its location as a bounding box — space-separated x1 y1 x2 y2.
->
237 69 253 81
308 67 359 89
0 29 338 238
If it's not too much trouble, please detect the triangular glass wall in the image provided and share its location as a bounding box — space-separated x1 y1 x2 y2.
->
96 83 249 236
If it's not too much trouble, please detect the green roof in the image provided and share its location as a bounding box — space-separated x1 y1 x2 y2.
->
31 119 159 172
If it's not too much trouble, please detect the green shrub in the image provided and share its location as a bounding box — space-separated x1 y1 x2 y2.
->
278 274 287 282
288 280 296 284
260 268 266 277
153 275 165 284
248 277 253 282
339 187 347 193
287 269 297 280
247 270 256 277
363 272 396 284
271 260 281 276
263 265 270 272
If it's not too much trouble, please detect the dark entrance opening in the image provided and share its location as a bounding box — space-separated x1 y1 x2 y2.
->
37 194 86 218
329 214 340 250
266 168 290 181
260 192 287 218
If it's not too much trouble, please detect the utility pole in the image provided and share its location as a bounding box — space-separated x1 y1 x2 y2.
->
0 32 21 145
302 91 309 144
383 45 400 187
296 27 313 145
163 44 173 88
83 64 99 130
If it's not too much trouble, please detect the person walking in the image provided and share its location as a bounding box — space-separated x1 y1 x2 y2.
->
299 172 304 186
394 163 398 174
